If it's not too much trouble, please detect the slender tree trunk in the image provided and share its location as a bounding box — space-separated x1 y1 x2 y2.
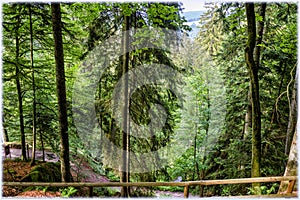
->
121 14 130 198
15 8 27 161
51 3 71 182
192 129 197 181
245 2 266 141
39 130 45 162
244 2 266 144
245 3 262 194
244 3 267 144
4 128 9 143
243 90 252 140
3 118 10 158
3 118 9 143
29 4 37 166
285 74 297 155
254 3 266 67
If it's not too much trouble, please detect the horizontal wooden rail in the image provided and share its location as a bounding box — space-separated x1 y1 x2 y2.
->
188 176 297 186
3 176 296 187
3 181 189 187
3 176 297 198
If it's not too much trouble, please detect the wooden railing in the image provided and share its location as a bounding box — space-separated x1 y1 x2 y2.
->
3 176 297 198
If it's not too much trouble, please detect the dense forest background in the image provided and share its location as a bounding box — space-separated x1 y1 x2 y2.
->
2 2 297 197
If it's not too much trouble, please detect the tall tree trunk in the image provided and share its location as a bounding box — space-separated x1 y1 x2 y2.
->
243 91 252 140
285 73 297 155
29 4 37 166
39 130 45 162
192 129 198 181
51 3 71 182
121 14 130 198
253 3 266 67
278 129 297 193
245 3 262 194
3 118 9 143
3 118 10 158
244 2 266 146
15 8 27 161
245 2 266 141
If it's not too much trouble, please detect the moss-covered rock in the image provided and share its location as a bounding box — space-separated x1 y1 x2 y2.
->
21 162 61 182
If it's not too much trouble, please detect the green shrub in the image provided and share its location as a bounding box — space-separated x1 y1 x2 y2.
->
60 187 78 197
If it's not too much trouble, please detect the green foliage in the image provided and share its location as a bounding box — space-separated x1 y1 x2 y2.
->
12 158 22 162
104 168 120 182
131 187 155 197
247 183 279 195
156 186 183 192
60 187 78 197
93 187 120 197
24 186 49 192
195 2 296 196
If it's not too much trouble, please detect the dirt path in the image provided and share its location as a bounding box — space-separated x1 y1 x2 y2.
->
4 148 59 162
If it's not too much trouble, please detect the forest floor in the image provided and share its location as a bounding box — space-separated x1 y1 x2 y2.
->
2 147 195 198
2 159 63 197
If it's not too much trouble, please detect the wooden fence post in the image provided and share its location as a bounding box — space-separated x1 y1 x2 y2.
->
89 186 93 197
286 180 296 193
184 185 189 198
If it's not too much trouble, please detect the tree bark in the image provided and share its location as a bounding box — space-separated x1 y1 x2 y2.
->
121 14 130 198
29 4 37 167
39 130 45 162
14 6 27 161
51 3 71 182
243 2 266 143
243 90 252 140
285 74 297 155
3 118 9 143
254 3 266 67
245 3 262 194
3 118 10 158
